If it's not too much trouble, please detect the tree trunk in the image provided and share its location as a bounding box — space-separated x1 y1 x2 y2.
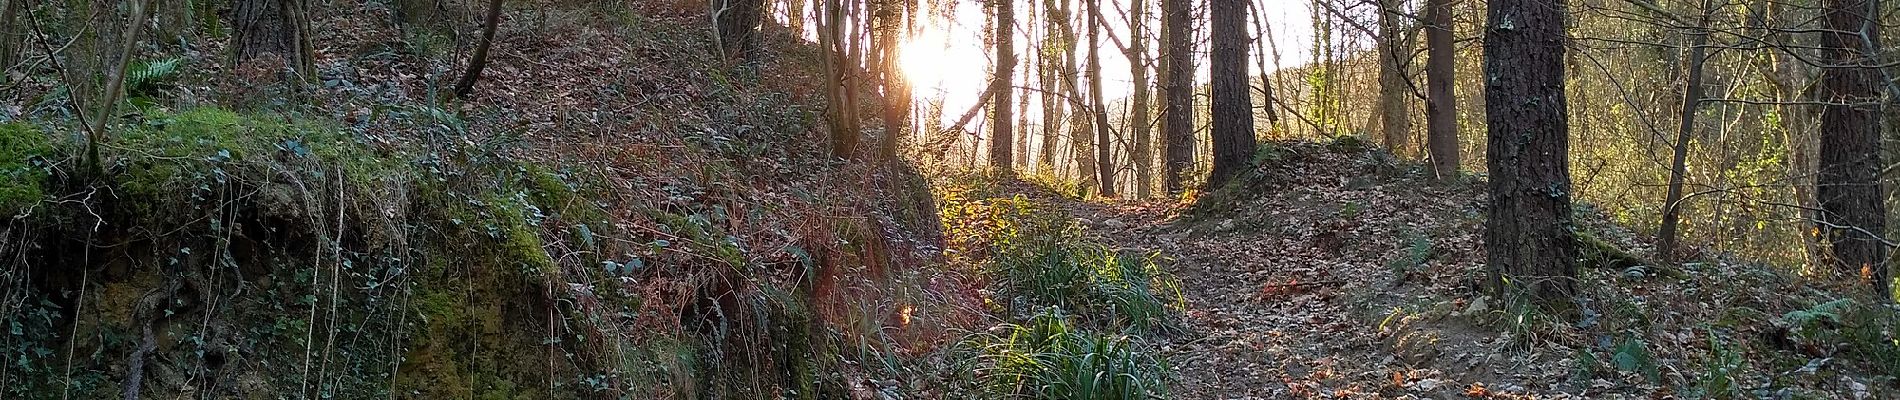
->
1423 0 1458 179
1655 0 1714 263
1160 0 1193 194
713 0 766 59
990 0 1017 173
1816 0 1887 294
0 0 19 73
820 0 860 159
232 0 314 77
1372 0 1415 156
1206 0 1254 189
453 0 505 98
877 0 909 161
1038 0 1065 172
1088 0 1115 196
1482 0 1576 306
1128 0 1154 198
788 0 807 37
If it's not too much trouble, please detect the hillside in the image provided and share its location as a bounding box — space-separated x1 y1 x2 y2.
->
1036 139 1900 399
3 1 1897 400
1 3 949 399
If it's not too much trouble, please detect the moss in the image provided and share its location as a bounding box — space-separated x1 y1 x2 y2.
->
0 122 53 214
116 107 405 205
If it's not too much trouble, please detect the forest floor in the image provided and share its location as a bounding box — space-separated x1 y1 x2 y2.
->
1003 140 1897 399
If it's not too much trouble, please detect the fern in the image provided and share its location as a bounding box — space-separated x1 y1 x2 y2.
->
1781 298 1855 335
125 57 185 97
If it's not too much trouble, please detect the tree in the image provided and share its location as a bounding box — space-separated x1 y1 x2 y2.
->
1654 0 1714 262
1205 0 1254 189
1087 0 1115 196
1482 0 1576 305
0 0 20 73
877 0 910 161
1126 0 1155 198
1039 0 1068 171
1814 0 1886 294
713 0 767 59
819 0 861 159
232 0 315 77
990 0 1017 173
453 0 505 98
1422 0 1457 179
1371 0 1416 155
1159 0 1193 194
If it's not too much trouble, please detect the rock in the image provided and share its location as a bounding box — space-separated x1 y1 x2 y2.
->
1103 218 1128 230
1216 219 1237 232
1461 296 1489 316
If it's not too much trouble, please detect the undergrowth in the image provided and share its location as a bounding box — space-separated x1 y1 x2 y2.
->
935 174 1179 399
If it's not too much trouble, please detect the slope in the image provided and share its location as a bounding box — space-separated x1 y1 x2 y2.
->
1041 138 1900 399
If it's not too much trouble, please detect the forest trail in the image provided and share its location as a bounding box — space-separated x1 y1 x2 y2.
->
1035 141 1605 399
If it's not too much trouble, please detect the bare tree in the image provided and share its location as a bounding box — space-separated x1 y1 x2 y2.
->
1088 0 1116 195
990 0 1017 173
1655 0 1714 262
1160 0 1193 194
1371 0 1416 156
877 0 910 161
1423 0 1458 179
453 0 505 98
1127 0 1155 198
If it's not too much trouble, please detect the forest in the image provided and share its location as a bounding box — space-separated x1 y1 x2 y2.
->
0 0 1895 398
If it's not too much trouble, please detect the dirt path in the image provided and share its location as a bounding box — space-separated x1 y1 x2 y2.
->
1042 144 1573 399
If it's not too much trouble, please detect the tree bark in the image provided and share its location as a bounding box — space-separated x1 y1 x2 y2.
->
1655 0 1713 263
0 0 19 73
1483 0 1577 306
877 0 909 161
990 0 1017 173
1816 0 1887 294
1128 0 1154 198
1160 0 1193 194
1424 0 1458 179
1206 0 1254 189
1039 0 1066 172
820 0 860 159
1088 0 1116 196
232 0 314 77
1372 0 1416 156
713 0 766 59
453 0 505 98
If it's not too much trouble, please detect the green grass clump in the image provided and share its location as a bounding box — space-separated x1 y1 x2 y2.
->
954 312 1170 399
0 122 53 215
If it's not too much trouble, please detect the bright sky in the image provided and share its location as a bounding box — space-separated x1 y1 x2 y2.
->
777 0 1340 125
